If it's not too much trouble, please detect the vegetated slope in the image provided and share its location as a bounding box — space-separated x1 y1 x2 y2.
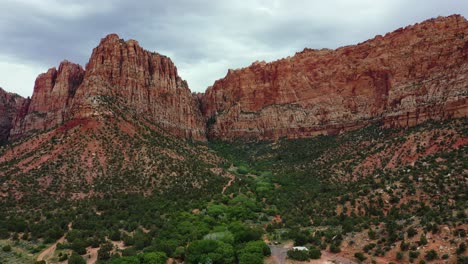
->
202 15 468 141
0 96 224 202
211 119 467 263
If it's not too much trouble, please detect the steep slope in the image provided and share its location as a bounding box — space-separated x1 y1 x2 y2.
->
10 34 206 141
202 15 468 140
0 87 25 144
0 104 223 201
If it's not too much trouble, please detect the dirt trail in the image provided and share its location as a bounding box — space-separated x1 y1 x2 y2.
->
36 236 65 262
37 222 72 262
86 247 99 264
222 173 235 193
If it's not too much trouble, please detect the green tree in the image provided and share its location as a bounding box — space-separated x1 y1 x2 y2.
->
425 249 438 261
140 252 168 264
354 252 367 262
186 239 234 264
110 256 140 264
68 252 86 264
98 242 113 261
419 234 428 246
287 249 309 261
309 246 321 259
238 252 264 264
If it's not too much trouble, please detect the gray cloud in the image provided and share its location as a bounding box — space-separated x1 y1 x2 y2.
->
0 0 467 97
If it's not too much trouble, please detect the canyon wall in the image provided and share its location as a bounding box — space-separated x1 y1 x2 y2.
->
201 15 468 140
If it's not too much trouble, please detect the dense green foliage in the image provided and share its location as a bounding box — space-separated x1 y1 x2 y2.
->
0 119 466 263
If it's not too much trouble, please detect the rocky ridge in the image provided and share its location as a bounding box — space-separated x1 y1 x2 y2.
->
1 15 467 143
9 34 206 141
201 15 468 140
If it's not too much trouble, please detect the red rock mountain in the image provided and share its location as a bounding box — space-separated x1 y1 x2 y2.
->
0 88 25 143
10 34 206 141
2 15 468 143
202 15 468 140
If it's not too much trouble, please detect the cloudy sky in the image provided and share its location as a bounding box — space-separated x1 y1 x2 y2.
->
0 0 467 97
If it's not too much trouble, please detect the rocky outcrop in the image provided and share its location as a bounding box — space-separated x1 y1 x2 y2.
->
10 61 85 140
71 34 206 140
0 88 25 144
10 34 206 141
202 15 468 140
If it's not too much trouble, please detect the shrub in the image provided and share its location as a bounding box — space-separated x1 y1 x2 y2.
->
2 244 12 252
309 246 321 259
287 249 309 261
397 251 404 260
237 165 249 174
407 227 417 238
330 244 341 253
419 234 428 246
457 242 466 254
425 249 438 261
140 252 167 264
68 252 86 264
354 252 367 262
409 251 420 259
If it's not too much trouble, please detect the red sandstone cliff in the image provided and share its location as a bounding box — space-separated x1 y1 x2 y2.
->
10 34 206 141
202 15 468 140
0 88 25 143
10 61 84 140
3 15 468 143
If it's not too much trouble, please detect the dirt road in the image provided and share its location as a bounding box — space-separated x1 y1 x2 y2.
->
269 245 289 264
36 236 65 262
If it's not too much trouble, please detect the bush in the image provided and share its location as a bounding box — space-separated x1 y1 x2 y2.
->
419 234 428 246
457 242 466 254
186 239 234 264
2 244 12 252
122 247 137 257
409 251 420 259
68 252 86 264
458 256 468 264
425 249 438 261
407 227 417 238
287 249 309 261
140 252 167 264
237 165 249 174
397 251 404 260
330 244 341 253
309 246 321 259
98 242 113 261
354 252 367 262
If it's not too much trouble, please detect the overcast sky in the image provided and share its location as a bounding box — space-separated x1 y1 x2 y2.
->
0 0 467 97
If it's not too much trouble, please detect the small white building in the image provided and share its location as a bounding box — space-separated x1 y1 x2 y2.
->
292 246 309 251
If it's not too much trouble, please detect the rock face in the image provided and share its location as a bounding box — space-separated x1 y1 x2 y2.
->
202 15 468 140
0 88 25 144
3 15 468 143
71 34 206 140
10 61 85 140
10 34 206 141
